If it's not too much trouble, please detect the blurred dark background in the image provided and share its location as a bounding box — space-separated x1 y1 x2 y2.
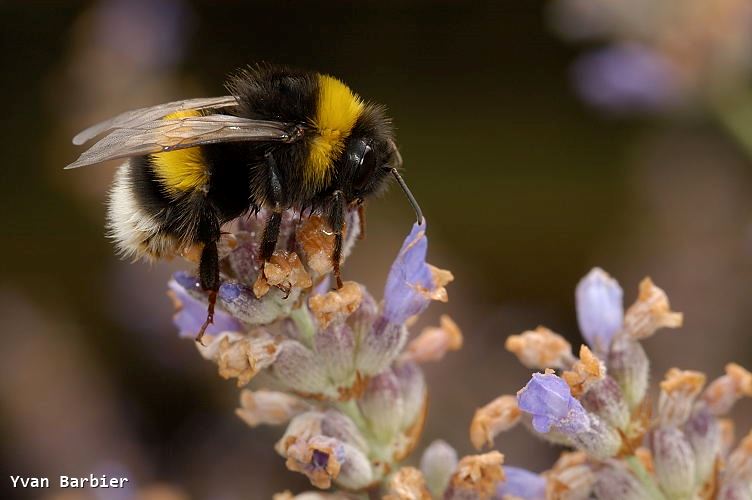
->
2 1 751 498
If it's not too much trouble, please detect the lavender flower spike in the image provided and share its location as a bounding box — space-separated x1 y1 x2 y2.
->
382 221 452 325
575 267 623 354
517 372 589 435
496 466 546 500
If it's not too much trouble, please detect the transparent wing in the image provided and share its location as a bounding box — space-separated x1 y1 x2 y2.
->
65 115 301 169
72 96 239 146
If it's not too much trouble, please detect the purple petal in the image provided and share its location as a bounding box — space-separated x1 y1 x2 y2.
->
168 273 242 338
575 267 623 353
497 466 546 500
572 43 681 114
382 221 434 324
517 373 589 435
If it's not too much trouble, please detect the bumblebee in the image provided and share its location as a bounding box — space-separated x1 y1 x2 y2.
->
67 64 422 339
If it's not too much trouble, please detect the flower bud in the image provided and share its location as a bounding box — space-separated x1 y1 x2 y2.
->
445 451 505 500
313 322 356 386
623 277 683 339
236 389 310 427
218 280 294 325
703 362 752 416
358 371 404 442
575 267 624 354
320 410 368 452
496 466 546 500
355 317 408 376
392 360 427 431
544 451 595 500
420 440 458 498
657 368 706 427
684 405 721 486
384 467 431 500
580 376 630 431
592 460 651 500
505 326 575 370
607 335 649 409
334 442 374 490
469 395 521 450
569 413 622 461
271 340 334 397
403 314 463 363
649 427 697 499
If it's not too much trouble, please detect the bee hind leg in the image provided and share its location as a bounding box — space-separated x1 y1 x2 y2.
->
327 190 346 289
196 239 219 344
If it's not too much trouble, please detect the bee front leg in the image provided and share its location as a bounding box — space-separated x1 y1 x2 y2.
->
196 239 219 344
327 190 346 289
260 151 283 264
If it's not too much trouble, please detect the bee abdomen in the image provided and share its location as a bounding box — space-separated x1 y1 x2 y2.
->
107 159 181 261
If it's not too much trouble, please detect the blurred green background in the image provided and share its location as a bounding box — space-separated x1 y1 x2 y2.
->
1 1 751 498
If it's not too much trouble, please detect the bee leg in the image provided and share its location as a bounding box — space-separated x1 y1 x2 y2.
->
259 152 284 264
196 240 219 344
357 201 366 240
327 190 346 289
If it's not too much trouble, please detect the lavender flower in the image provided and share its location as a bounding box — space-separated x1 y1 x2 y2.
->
496 466 546 500
382 221 452 325
517 372 589 435
168 272 242 338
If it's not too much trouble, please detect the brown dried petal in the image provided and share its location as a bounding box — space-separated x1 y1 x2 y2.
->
703 362 752 416
197 332 278 387
253 251 313 298
542 451 594 500
284 435 343 489
384 467 431 500
562 345 605 398
236 389 310 427
505 326 575 370
404 314 463 363
447 451 505 499
623 278 683 339
658 368 706 426
469 395 521 450
308 281 362 329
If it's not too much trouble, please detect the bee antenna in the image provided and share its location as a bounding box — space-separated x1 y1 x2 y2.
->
390 167 424 225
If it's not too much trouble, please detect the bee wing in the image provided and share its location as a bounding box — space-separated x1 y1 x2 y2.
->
72 95 239 146
65 114 300 169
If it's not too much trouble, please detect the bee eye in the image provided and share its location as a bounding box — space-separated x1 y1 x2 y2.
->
347 139 376 190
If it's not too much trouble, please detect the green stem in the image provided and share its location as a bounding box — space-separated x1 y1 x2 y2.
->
625 455 667 500
289 306 315 348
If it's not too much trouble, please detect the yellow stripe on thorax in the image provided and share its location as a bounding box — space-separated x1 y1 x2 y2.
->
151 109 209 195
306 74 364 187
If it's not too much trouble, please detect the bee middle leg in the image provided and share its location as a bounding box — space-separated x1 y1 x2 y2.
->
327 190 346 289
260 152 284 263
